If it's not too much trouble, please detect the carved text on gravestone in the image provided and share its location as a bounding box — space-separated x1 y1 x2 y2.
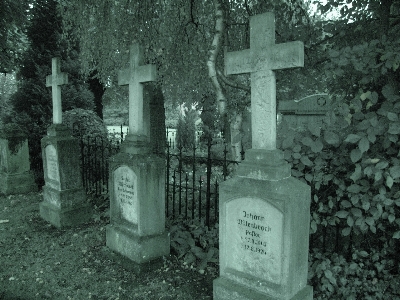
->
114 165 137 224
45 145 60 182
225 197 283 284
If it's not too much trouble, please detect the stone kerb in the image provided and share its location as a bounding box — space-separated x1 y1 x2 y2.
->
0 129 37 195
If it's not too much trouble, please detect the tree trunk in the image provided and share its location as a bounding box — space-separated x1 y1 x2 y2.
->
230 112 243 162
87 70 105 119
207 0 226 115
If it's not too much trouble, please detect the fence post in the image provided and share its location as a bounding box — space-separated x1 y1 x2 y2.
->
192 145 196 220
205 138 212 227
165 142 170 218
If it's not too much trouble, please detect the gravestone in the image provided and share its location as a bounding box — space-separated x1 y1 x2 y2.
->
214 12 313 300
106 43 169 271
0 129 37 195
279 94 331 131
39 57 91 228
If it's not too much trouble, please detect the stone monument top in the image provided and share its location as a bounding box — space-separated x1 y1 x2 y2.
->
46 58 68 124
118 43 157 140
225 12 304 150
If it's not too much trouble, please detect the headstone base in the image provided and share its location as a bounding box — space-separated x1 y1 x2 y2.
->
39 186 91 228
103 246 165 274
0 171 37 195
106 223 170 265
213 277 313 300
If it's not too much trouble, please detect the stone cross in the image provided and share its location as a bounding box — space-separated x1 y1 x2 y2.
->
225 12 304 150
118 43 157 136
46 58 68 124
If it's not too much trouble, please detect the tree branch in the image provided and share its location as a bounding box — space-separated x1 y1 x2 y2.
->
217 69 250 93
207 0 226 115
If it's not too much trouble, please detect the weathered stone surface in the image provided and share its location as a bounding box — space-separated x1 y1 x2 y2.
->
106 152 169 267
215 150 312 299
214 12 312 300
279 94 331 132
46 58 68 124
224 12 303 150
0 130 37 195
107 43 169 270
40 124 90 228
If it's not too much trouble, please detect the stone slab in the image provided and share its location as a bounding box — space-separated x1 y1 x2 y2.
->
108 153 166 236
106 223 170 264
0 171 37 195
213 277 313 300
41 126 83 191
39 199 91 228
215 149 311 299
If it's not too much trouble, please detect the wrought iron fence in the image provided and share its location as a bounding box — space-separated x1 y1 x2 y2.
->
77 128 239 227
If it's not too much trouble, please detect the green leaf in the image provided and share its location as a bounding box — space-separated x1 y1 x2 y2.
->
307 122 321 137
388 123 400 134
341 200 352 208
350 149 362 163
348 184 361 193
282 136 294 149
351 208 362 217
365 217 374 226
376 161 389 169
345 134 361 143
393 231 400 239
310 220 317 233
350 164 362 182
388 214 395 223
301 136 314 147
336 210 349 218
311 139 324 153
390 166 400 179
300 155 313 166
361 199 370 211
292 152 301 159
342 227 351 236
305 173 313 182
324 131 340 144
387 112 399 121
359 251 368 257
386 175 394 188
347 215 354 227
358 137 369 153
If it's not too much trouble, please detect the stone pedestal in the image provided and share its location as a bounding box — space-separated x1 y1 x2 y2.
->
106 137 169 271
213 149 313 300
39 124 91 228
0 130 37 195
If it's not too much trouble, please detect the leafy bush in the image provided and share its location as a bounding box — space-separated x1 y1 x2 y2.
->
309 248 396 299
167 217 218 273
63 108 108 140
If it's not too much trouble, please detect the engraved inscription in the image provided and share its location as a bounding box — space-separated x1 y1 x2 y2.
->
114 165 137 224
45 145 59 182
225 197 283 284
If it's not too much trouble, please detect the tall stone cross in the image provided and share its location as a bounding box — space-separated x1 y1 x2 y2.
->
46 58 68 124
225 12 304 150
118 43 157 136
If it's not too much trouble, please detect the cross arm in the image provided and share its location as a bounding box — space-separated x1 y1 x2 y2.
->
270 41 304 70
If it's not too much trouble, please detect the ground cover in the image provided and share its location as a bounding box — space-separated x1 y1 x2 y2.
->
0 192 216 300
